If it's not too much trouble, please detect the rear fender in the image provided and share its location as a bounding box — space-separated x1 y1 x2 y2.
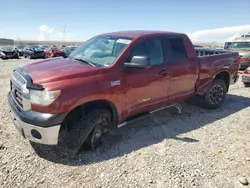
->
196 69 230 96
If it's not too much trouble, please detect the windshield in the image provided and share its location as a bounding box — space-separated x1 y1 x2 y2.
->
69 35 132 67
228 42 250 49
1 45 14 51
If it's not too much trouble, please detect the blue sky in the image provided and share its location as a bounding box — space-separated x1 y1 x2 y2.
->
0 0 250 42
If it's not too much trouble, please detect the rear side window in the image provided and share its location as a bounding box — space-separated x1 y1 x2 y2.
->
164 37 187 62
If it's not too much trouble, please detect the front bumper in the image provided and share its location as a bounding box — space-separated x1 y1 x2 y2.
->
2 51 18 58
8 92 67 145
242 75 250 83
10 109 61 145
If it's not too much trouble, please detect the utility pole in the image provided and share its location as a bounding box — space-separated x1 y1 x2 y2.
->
63 24 67 41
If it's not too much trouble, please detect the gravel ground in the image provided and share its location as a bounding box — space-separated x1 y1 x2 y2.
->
0 58 250 188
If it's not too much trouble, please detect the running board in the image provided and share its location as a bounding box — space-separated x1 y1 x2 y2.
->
117 103 182 128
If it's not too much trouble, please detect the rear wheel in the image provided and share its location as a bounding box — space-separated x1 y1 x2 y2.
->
30 109 111 161
198 79 227 109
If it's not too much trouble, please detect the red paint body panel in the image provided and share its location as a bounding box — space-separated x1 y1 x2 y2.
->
195 53 239 95
21 30 239 123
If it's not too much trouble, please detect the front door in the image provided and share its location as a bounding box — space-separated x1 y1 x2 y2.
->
122 37 170 119
162 37 199 101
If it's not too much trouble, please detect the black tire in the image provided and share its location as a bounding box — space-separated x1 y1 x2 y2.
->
198 79 227 110
30 109 111 161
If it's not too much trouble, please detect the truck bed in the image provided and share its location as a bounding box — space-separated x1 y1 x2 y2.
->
195 48 228 57
195 49 239 95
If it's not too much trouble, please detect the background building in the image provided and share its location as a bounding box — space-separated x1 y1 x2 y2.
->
0 38 14 46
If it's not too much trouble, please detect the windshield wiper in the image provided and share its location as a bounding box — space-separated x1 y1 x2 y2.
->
73 58 96 67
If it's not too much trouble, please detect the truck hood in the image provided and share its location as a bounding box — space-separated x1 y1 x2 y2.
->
228 49 250 57
23 58 99 84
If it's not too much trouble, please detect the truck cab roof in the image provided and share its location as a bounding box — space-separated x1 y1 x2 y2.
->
101 30 186 39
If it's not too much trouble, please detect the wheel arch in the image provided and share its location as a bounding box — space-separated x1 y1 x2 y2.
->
214 71 230 91
196 70 231 96
62 99 119 130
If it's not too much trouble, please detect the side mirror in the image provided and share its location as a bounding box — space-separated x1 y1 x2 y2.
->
124 55 150 68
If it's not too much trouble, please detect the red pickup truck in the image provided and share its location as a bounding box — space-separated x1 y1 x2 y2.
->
8 30 239 158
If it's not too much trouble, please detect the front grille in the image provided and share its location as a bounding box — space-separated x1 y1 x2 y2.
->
10 70 31 111
11 82 23 108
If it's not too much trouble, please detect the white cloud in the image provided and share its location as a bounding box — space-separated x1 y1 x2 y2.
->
37 25 74 41
187 25 250 43
38 25 54 40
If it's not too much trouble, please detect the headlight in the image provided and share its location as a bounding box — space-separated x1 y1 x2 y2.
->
30 90 61 106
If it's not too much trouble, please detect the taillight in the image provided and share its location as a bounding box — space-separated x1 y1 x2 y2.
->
240 57 250 61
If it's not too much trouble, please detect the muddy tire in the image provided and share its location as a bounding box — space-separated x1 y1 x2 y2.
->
30 109 111 161
198 79 227 110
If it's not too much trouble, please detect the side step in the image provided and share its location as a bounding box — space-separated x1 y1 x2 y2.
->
117 103 182 128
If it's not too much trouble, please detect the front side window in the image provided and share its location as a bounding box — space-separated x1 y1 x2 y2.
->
130 38 163 66
69 36 132 67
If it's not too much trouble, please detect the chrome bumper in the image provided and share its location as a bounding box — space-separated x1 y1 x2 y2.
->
10 109 61 145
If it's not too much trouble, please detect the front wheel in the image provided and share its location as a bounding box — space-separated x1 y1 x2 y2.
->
31 109 111 160
199 79 227 110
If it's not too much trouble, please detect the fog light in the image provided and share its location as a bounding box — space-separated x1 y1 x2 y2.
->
31 129 42 139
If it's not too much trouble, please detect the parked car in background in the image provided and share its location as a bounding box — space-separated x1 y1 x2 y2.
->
63 46 78 57
23 45 46 59
50 47 66 58
0 45 20 59
7 30 240 158
0 51 6 59
242 67 250 87
44 48 52 58
16 45 25 56
227 41 250 70
224 42 232 50
43 47 65 58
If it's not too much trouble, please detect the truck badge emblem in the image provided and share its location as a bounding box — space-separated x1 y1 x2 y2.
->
138 97 151 103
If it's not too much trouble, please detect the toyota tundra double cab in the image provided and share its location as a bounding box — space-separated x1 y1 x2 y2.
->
8 30 240 158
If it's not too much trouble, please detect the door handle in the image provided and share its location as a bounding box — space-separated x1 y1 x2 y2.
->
158 70 169 76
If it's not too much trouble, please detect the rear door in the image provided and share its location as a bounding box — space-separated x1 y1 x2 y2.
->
162 37 199 101
122 37 170 119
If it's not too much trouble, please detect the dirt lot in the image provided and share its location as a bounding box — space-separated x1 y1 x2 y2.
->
0 59 250 188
